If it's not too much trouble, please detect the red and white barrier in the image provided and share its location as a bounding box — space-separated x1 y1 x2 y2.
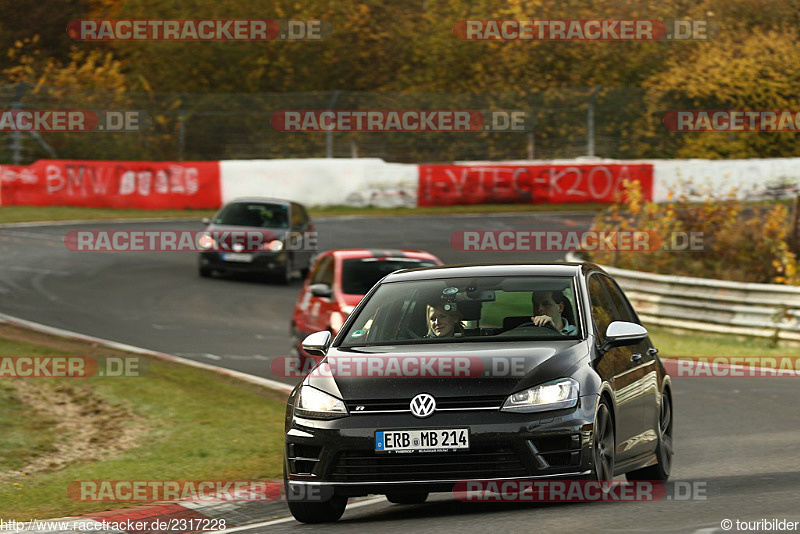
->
417 162 654 206
2 157 797 210
0 160 220 209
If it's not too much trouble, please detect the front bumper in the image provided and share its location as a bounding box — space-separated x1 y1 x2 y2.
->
285 396 597 497
198 250 287 274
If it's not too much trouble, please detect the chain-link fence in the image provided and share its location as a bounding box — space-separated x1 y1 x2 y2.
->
0 84 654 164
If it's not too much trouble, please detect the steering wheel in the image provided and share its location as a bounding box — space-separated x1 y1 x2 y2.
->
520 321 559 333
401 326 423 339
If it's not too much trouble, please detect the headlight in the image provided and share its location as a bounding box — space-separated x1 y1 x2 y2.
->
330 311 347 333
331 306 355 333
263 239 284 251
197 233 216 250
501 378 579 413
295 386 348 419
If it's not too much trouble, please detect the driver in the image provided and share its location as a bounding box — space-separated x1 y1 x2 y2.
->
530 291 577 335
425 304 464 338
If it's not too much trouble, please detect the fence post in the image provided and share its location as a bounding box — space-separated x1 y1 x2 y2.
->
326 90 341 158
587 86 600 158
791 193 800 255
527 131 534 160
177 93 186 161
10 82 27 165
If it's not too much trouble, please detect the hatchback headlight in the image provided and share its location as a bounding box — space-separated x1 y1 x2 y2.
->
197 233 216 250
263 239 284 251
295 386 348 419
501 378 579 413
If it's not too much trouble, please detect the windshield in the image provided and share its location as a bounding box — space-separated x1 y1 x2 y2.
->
341 258 439 295
214 203 289 228
339 276 581 347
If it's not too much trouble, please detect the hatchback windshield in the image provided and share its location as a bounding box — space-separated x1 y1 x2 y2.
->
341 258 439 295
339 276 581 347
214 203 290 228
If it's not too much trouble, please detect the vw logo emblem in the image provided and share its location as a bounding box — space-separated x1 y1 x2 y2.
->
410 393 436 418
232 243 244 252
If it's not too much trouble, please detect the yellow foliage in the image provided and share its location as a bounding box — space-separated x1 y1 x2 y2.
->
589 180 800 285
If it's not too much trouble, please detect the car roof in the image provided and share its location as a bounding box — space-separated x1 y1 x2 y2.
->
381 262 604 282
225 197 296 206
320 249 442 261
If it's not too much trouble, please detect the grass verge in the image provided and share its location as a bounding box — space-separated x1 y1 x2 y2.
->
0 203 604 224
646 325 794 359
0 324 288 520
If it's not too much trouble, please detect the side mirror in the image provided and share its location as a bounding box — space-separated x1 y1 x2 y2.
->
302 331 332 357
310 283 333 298
598 321 648 354
201 217 211 225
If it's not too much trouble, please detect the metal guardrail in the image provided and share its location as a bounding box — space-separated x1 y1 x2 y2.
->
563 254 800 341
599 264 800 343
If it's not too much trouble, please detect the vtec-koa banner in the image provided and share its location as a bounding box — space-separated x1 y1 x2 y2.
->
417 163 653 206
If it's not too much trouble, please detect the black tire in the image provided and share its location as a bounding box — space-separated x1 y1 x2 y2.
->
198 266 212 278
592 398 615 484
386 492 429 504
287 495 347 523
284 466 347 523
274 259 292 285
626 392 673 482
289 325 301 357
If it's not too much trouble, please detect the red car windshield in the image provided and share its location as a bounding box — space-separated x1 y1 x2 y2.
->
341 258 438 296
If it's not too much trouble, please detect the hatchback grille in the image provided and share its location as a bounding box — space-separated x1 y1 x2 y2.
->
346 396 505 414
329 448 529 482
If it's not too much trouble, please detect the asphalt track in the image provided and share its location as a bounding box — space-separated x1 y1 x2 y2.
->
1 213 799 533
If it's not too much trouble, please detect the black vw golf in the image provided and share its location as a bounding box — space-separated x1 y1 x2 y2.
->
283 263 673 523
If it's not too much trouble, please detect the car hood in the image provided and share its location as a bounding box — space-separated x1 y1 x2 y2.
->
304 340 591 400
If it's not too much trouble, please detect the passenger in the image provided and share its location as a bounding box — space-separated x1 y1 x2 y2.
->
530 291 577 335
426 304 464 338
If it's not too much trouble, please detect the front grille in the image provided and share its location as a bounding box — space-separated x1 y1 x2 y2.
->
346 395 505 414
329 448 529 482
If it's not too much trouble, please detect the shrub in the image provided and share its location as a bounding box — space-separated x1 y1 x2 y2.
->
588 180 800 285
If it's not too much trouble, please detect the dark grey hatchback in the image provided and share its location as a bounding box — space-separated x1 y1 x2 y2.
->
283 263 673 523
198 197 315 283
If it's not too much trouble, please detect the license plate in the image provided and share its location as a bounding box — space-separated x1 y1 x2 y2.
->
221 253 253 263
375 428 469 453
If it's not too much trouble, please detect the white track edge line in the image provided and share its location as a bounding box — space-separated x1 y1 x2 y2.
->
0 312 293 393
204 496 388 533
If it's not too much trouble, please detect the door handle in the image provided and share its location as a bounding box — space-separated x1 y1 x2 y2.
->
631 353 643 363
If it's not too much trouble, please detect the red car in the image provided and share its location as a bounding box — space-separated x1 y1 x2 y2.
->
290 249 443 362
